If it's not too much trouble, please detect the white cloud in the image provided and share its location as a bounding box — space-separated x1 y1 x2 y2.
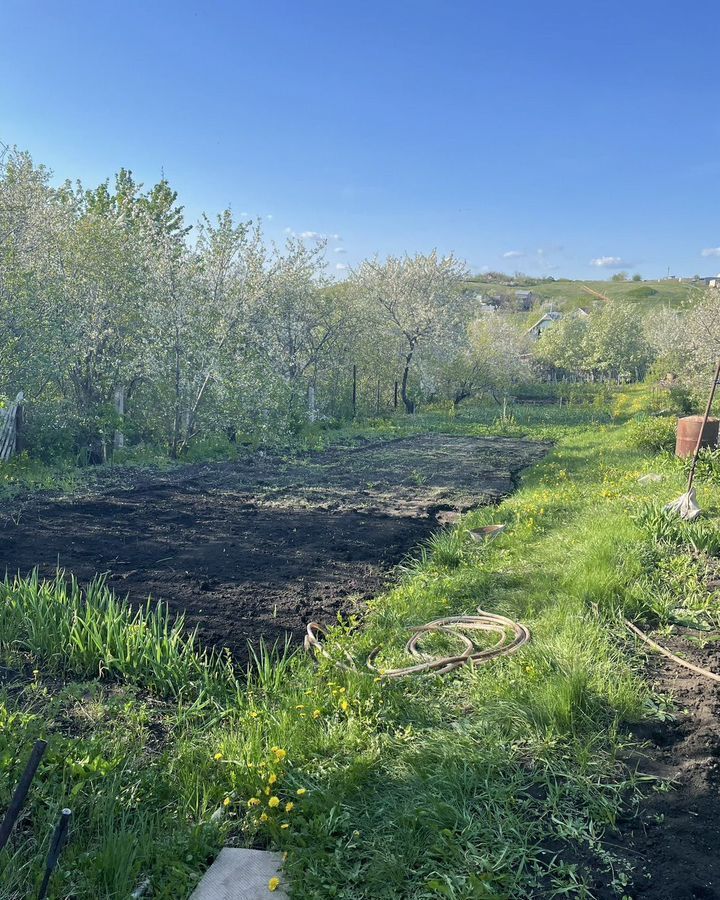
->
335 263 349 271
266 214 273 220
590 256 629 268
299 230 341 243
333 246 347 254
701 247 720 257
284 227 293 234
502 250 525 259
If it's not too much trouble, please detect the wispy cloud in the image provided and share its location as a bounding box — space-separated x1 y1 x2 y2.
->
335 263 349 271
701 247 720 257
590 256 629 268
296 230 342 243
333 246 347 254
502 250 525 259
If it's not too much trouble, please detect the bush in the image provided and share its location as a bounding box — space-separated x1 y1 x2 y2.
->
626 415 676 453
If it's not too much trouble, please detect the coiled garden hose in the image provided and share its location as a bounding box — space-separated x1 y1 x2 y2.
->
305 610 530 678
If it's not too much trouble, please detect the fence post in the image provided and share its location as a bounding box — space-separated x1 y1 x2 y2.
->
14 403 23 454
113 386 125 450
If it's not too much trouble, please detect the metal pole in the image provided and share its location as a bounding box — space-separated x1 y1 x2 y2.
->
37 808 72 900
686 357 720 493
0 739 47 851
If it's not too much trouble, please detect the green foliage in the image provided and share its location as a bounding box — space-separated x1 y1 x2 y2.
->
0 572 238 702
626 415 677 453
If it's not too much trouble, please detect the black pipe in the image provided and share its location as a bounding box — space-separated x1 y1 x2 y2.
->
37 808 72 900
0 739 47 852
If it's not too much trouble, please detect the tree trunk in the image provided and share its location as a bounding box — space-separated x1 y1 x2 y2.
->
400 349 415 414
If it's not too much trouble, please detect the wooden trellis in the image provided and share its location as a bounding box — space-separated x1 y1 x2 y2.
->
0 392 23 462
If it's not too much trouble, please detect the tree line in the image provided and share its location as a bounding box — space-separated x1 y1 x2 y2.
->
0 146 711 463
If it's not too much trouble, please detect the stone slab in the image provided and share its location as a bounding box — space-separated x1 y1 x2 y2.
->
190 848 289 899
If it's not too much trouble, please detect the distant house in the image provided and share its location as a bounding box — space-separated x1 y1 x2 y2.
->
514 290 534 310
526 310 562 340
699 276 720 287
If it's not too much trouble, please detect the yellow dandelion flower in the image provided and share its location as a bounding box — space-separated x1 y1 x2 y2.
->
280 823 289 830
296 788 307 796
285 801 294 812
312 709 322 719
268 796 280 808
268 876 280 891
260 812 268 823
264 786 271 795
268 773 277 785
249 710 259 718
213 752 223 761
340 699 349 712
223 796 231 807
247 797 261 808
271 747 287 762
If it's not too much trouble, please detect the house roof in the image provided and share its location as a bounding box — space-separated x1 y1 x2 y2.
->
525 312 559 333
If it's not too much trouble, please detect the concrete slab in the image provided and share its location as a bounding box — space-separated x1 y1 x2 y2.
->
190 848 289 899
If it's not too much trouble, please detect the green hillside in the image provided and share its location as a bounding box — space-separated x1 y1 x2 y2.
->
463 277 703 314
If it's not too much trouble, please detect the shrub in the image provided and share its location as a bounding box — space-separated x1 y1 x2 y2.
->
626 415 676 453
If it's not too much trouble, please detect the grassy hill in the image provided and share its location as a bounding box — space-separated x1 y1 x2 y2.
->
463 277 702 315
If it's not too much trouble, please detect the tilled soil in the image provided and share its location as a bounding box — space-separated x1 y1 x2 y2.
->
610 633 720 900
0 434 546 663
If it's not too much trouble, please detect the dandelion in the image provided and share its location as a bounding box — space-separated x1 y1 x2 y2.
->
312 709 322 719
295 704 305 710
223 796 231 807
213 752 223 761
260 812 268 823
268 876 280 891
296 788 307 796
271 747 287 762
341 699 349 712
268 773 277 785
249 711 259 718
248 797 261 808
285 801 294 812
268 796 280 808
280 823 289 830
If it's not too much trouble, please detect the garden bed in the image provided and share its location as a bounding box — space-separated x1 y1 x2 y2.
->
0 434 546 663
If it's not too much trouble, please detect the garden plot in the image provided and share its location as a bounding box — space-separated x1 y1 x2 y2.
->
0 435 546 662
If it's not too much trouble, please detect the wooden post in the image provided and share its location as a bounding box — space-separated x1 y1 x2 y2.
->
352 365 357 417
14 401 23 454
113 386 125 450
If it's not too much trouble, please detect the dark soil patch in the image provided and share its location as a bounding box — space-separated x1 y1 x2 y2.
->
0 435 546 664
612 633 720 899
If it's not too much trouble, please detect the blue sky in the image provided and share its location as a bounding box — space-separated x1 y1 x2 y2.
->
2 0 719 279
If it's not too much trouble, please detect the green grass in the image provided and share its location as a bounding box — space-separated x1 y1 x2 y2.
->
0 396 707 898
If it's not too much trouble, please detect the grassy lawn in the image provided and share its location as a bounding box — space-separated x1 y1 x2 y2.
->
1 396 715 898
